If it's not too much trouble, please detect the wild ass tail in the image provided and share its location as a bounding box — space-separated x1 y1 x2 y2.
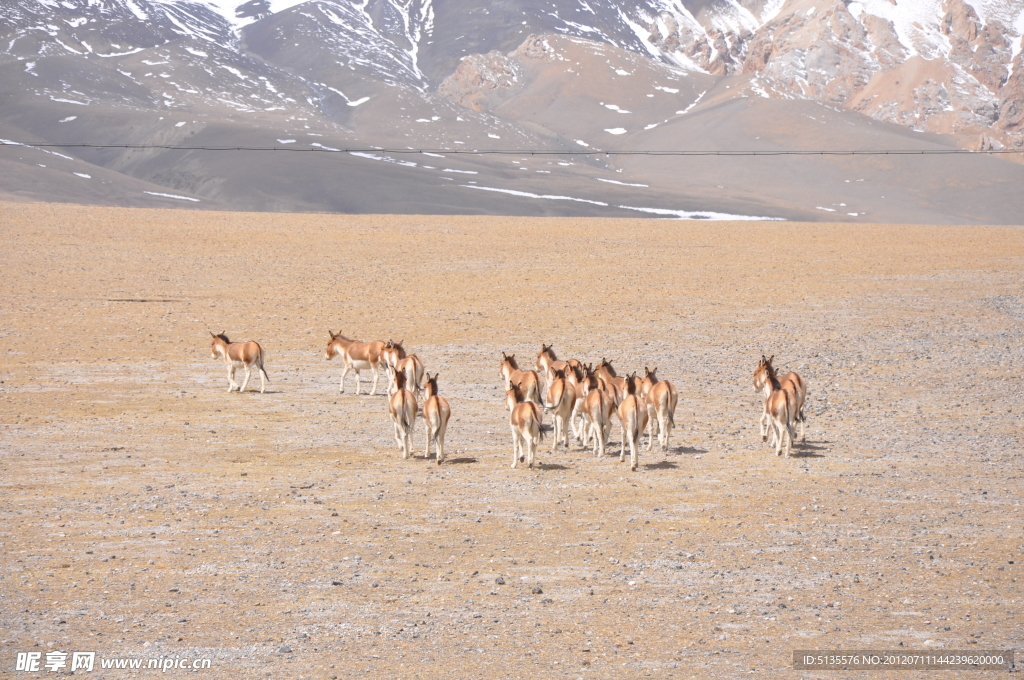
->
631 400 643 444
662 388 676 429
257 345 271 382
400 394 414 433
426 407 441 445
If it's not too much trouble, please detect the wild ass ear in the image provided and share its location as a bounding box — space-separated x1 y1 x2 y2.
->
328 330 334 338
768 355 774 364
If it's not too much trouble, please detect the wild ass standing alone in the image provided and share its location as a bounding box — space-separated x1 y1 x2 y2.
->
388 370 418 459
325 331 385 395
779 368 807 442
499 353 540 403
640 367 678 451
506 384 543 468
753 355 796 457
421 373 451 464
617 374 649 471
210 332 270 393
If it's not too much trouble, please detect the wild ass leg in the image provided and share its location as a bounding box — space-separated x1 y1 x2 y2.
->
339 365 349 394
226 365 237 392
239 366 252 393
571 402 584 444
772 415 790 457
369 365 379 396
619 423 627 463
511 427 520 469
398 419 410 459
646 405 656 451
435 428 446 465
630 434 639 472
424 423 433 460
784 416 795 457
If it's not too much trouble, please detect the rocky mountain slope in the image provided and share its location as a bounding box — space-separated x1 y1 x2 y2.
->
0 0 1022 221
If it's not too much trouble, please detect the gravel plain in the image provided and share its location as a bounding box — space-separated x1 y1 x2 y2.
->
1 202 1022 679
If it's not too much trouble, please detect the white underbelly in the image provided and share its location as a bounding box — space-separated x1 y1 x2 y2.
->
348 359 373 370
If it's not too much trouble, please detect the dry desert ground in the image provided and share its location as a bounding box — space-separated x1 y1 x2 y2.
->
1 202 1022 678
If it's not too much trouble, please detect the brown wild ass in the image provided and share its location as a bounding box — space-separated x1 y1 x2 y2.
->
558 362 587 443
325 331 385 395
580 366 615 458
389 354 426 399
535 345 582 385
640 367 678 451
421 373 451 464
753 356 795 456
388 370 418 459
506 384 543 468
499 353 541 403
779 368 807 442
210 332 270 393
752 355 807 443
379 339 406 374
594 358 626 407
617 373 650 471
542 367 576 451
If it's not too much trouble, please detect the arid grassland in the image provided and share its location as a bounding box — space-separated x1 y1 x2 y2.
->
1 202 1022 678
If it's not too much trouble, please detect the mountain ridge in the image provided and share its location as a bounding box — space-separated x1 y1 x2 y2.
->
1 0 1023 223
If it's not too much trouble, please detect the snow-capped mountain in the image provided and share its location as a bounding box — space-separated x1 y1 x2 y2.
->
1 0 1024 221
660 0 1024 144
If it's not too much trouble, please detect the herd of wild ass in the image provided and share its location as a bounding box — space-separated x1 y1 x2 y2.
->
209 332 808 470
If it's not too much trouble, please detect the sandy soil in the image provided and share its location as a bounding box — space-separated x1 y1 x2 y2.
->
1 202 1022 679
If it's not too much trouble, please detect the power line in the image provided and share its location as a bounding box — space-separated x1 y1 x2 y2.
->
0 140 1021 156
